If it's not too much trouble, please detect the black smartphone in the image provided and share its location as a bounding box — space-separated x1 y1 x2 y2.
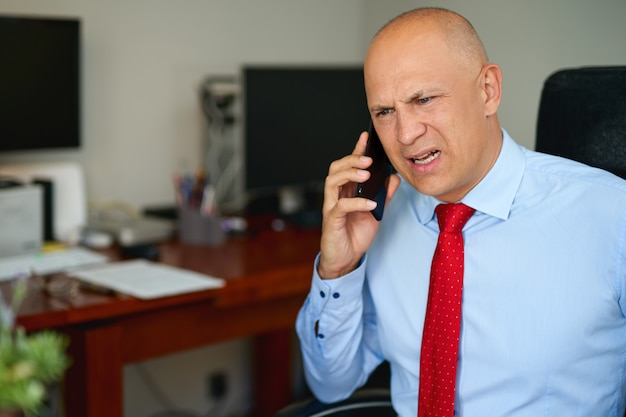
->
355 121 391 221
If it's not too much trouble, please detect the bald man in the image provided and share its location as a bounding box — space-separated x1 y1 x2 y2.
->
296 7 626 417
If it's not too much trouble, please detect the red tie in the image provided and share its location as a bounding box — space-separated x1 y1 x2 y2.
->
418 203 475 417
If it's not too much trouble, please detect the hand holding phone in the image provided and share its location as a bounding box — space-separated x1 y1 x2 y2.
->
355 122 391 221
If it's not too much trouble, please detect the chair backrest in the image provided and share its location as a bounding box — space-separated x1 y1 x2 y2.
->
535 66 626 179
273 388 396 417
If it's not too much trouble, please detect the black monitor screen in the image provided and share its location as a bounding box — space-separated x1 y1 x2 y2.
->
243 66 370 194
0 15 80 152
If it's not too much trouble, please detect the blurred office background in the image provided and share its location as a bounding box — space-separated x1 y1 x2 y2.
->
1 1 625 416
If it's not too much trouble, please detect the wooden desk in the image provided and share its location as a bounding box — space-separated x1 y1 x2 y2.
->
12 223 321 417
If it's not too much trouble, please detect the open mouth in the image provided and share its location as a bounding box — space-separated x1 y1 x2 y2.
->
411 150 441 165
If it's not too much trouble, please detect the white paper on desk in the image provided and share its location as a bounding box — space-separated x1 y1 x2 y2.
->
0 247 109 281
69 259 225 299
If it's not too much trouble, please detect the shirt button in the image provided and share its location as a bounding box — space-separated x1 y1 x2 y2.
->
332 292 340 299
317 333 325 339
319 291 326 298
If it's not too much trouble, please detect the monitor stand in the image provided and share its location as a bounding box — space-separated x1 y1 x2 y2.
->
278 186 306 215
278 186 322 228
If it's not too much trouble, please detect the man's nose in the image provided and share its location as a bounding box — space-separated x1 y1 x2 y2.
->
396 111 427 145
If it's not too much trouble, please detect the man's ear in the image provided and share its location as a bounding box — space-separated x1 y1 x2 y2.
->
481 63 502 117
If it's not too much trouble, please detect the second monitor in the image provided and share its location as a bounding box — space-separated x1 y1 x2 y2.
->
242 65 371 218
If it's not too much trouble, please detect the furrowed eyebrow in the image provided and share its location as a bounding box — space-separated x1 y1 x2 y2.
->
368 89 437 113
404 91 428 104
369 104 390 114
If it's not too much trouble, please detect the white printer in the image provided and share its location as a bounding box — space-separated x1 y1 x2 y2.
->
0 184 42 257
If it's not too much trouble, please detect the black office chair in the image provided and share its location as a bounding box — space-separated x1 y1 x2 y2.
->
273 388 396 417
535 66 626 179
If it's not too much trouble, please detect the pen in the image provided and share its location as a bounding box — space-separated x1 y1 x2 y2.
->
173 168 216 212
191 168 208 208
200 184 216 216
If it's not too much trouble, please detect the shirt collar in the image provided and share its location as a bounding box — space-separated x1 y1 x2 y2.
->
415 128 524 224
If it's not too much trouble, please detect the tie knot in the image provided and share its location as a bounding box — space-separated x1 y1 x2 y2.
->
435 203 475 233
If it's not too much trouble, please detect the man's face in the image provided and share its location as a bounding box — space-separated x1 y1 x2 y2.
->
364 25 501 203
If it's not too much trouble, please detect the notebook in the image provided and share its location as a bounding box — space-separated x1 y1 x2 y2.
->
69 259 225 299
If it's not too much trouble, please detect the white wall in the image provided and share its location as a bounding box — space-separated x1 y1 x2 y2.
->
2 1 626 416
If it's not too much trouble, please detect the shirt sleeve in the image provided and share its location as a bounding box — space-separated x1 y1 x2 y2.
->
295 253 384 403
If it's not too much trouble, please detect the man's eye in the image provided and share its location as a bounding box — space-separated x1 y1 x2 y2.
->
418 97 432 105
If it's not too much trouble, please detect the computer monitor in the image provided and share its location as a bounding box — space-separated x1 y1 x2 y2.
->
242 65 370 215
0 15 81 152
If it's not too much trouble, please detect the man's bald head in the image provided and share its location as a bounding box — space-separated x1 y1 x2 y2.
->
372 8 489 71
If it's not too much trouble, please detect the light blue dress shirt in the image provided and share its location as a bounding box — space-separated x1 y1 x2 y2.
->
296 130 626 417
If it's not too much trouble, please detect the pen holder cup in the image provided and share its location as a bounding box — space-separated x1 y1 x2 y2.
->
178 208 226 246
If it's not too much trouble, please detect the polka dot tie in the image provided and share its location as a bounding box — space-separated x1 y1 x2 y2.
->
418 203 475 417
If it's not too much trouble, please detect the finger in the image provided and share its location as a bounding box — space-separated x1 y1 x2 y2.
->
323 167 369 213
322 130 373 214
352 130 369 156
326 130 371 177
329 194 378 219
328 153 371 177
325 154 372 201
326 160 371 191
